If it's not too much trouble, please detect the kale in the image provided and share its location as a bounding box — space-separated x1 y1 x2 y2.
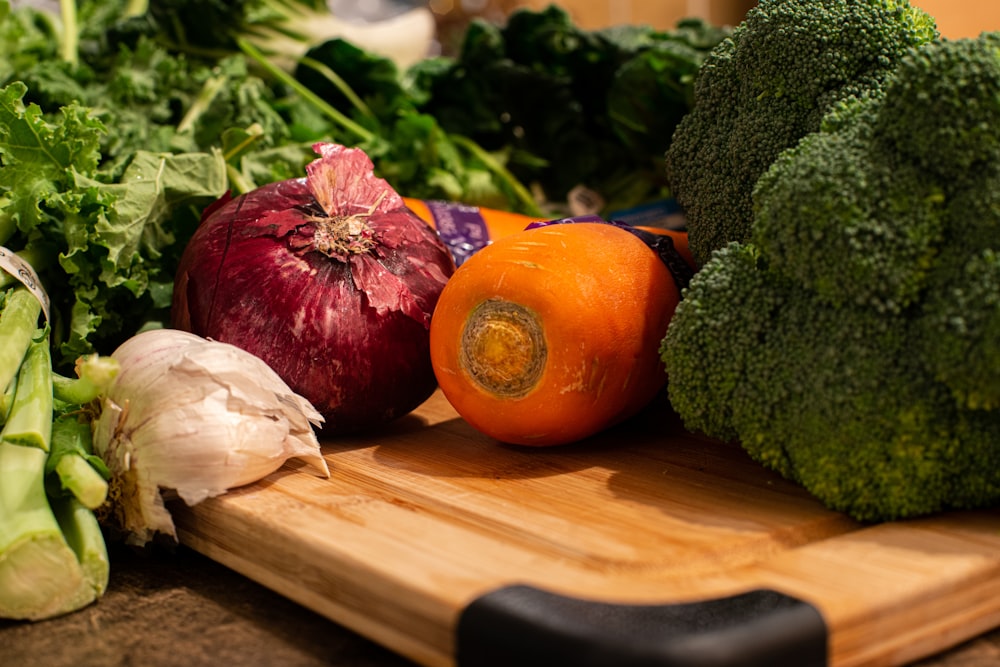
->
407 6 730 216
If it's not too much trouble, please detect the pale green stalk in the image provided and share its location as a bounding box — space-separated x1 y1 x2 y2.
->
48 417 108 510
52 354 120 406
51 493 110 604
0 441 90 620
176 74 229 135
0 374 14 426
124 0 148 18
0 287 42 394
53 454 107 509
298 55 373 119
1 333 53 450
449 134 547 217
0 329 107 620
237 36 375 142
58 0 78 67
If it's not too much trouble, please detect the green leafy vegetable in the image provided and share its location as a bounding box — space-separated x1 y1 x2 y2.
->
407 6 730 215
0 81 227 366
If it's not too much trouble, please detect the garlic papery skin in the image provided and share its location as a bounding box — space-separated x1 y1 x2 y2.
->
92 328 330 546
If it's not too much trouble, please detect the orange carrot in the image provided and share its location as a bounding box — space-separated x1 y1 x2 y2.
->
429 222 682 446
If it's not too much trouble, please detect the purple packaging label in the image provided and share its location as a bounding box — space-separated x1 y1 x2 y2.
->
424 200 491 266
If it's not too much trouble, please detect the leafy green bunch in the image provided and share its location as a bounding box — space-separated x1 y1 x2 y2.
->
406 5 730 216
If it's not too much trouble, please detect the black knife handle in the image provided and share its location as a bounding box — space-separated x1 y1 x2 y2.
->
456 586 827 667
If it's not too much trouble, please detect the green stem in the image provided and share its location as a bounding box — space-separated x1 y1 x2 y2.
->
221 124 264 163
176 74 229 135
51 354 119 406
1 331 53 451
298 55 374 120
53 454 108 510
58 0 79 68
0 287 43 396
47 415 110 511
0 440 89 620
236 36 375 142
50 493 109 608
225 163 257 196
123 0 148 18
450 134 546 217
0 374 14 426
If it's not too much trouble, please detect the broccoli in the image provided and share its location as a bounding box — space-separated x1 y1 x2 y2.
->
664 0 938 267
660 33 1000 522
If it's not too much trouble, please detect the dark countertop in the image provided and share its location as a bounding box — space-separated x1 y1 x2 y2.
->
2 541 999 667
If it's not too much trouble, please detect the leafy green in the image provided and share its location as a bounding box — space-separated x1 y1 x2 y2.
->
407 6 730 215
0 81 227 367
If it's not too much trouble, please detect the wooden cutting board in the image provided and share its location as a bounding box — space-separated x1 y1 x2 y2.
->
170 389 1000 667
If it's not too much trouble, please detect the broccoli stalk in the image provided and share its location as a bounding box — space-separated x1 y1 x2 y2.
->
661 33 1000 522
0 287 113 620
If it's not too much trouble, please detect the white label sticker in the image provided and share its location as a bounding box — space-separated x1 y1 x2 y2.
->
0 246 50 323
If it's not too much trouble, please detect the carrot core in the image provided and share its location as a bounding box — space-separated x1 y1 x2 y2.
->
460 299 546 397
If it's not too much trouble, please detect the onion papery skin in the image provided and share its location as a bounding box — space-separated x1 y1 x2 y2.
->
172 146 456 434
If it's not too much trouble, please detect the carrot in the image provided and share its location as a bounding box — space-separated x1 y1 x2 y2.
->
429 222 682 446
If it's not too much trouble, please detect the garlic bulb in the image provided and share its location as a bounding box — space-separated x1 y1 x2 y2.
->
92 329 329 546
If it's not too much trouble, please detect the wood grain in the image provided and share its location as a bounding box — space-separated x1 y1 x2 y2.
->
170 390 1000 667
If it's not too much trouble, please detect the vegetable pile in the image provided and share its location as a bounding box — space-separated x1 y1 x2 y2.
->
661 4 1000 521
14 0 1000 629
0 0 725 620
0 0 723 373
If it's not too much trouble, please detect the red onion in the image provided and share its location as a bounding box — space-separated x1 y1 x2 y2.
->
171 143 456 434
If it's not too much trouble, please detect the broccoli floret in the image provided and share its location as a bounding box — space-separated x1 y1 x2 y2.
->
665 253 991 520
661 33 1000 522
876 32 1000 177
912 141 1000 411
919 243 1000 411
752 95 946 313
665 0 938 267
656 243 781 445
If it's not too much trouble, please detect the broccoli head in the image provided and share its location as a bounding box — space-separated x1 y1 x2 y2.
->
660 33 1000 522
665 0 938 267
